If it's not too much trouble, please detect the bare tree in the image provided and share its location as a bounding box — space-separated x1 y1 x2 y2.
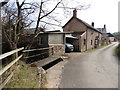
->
2 0 38 52
2 0 90 51
0 0 10 7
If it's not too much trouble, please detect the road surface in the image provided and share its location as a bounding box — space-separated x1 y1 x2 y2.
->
59 42 119 88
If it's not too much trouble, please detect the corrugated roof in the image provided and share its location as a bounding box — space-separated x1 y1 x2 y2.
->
66 35 78 39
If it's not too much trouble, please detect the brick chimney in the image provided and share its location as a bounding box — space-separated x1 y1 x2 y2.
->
73 9 77 17
104 24 106 28
91 22 94 27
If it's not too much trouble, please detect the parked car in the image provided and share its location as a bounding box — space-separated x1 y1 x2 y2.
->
65 43 74 52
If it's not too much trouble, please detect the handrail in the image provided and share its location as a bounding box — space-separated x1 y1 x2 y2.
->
0 47 24 89
0 47 24 60
0 55 23 76
23 47 53 52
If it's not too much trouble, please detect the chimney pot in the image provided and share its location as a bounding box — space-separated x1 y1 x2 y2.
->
73 9 77 17
104 24 106 28
92 22 94 27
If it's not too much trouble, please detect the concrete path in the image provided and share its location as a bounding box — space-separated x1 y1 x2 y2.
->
59 42 119 88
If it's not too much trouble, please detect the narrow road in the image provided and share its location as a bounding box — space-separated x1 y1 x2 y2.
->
59 42 118 88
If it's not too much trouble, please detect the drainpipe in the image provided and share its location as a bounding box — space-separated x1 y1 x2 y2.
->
86 28 88 51
79 36 81 52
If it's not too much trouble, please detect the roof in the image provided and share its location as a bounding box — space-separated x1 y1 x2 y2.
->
97 28 107 33
66 35 78 39
106 33 114 37
63 16 102 34
45 30 61 33
45 32 70 34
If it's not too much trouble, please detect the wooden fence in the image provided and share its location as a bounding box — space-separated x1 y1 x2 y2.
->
23 47 54 63
0 47 24 89
0 46 63 89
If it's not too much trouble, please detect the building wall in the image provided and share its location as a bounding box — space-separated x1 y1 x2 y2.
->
49 44 65 56
86 28 102 50
38 34 48 48
48 33 65 44
109 37 115 42
48 33 65 55
63 18 87 32
98 33 102 46
80 32 86 52
63 18 102 52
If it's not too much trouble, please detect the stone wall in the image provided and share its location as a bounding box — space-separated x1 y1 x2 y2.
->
49 44 65 56
80 32 87 52
86 28 102 49
63 18 87 32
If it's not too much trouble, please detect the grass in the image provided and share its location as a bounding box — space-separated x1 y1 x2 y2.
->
84 44 110 52
41 73 47 89
4 64 39 88
115 44 120 58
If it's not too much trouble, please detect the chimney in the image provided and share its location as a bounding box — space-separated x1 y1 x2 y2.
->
104 24 106 28
91 22 94 27
73 9 77 17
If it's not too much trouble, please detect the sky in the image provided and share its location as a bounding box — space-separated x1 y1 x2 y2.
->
61 0 119 33
1 0 119 33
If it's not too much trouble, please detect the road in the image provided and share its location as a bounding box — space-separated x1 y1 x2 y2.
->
59 42 119 88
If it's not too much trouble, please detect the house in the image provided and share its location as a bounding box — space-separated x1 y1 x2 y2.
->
97 25 107 33
37 31 66 55
63 9 103 52
97 26 115 44
21 27 66 55
96 25 109 45
106 33 115 42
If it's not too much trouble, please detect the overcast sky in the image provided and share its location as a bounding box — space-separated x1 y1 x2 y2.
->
61 0 119 33
1 0 119 33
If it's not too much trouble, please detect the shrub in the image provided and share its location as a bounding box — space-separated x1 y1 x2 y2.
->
116 43 120 58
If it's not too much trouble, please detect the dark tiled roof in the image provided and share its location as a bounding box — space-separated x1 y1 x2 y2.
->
63 17 102 34
45 30 61 33
97 28 106 33
106 33 114 37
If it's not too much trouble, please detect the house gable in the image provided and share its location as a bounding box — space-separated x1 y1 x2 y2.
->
63 17 87 32
63 16 102 34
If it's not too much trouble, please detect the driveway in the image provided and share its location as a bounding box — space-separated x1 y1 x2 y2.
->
59 42 119 88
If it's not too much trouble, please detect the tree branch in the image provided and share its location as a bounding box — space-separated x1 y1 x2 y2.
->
34 1 43 34
40 21 62 27
0 0 10 7
39 0 62 20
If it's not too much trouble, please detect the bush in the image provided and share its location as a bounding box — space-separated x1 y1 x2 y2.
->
116 44 120 58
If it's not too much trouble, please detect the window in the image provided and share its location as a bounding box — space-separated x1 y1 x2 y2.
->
84 39 86 45
91 40 92 45
91 30 94 34
95 39 98 44
38 37 42 45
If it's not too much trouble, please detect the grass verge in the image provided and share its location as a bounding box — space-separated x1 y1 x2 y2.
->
41 73 47 89
4 63 39 88
84 44 110 52
115 44 120 58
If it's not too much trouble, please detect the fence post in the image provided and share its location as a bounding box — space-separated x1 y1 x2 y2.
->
52 47 54 55
0 47 24 89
